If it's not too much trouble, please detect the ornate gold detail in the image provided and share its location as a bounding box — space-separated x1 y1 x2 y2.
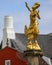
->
24 2 41 50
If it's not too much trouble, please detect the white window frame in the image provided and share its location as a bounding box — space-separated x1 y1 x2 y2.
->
5 60 11 65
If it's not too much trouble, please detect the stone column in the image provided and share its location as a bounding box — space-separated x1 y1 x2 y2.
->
24 50 43 65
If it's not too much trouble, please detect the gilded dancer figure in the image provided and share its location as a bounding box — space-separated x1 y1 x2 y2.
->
24 2 41 50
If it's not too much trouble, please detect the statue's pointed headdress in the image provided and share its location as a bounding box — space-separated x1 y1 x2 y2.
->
32 2 40 9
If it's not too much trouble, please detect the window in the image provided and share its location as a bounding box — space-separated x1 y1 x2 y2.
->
5 60 11 65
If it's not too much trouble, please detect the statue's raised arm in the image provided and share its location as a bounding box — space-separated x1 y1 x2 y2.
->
25 2 31 12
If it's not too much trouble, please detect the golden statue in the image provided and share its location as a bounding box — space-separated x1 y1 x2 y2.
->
24 2 41 50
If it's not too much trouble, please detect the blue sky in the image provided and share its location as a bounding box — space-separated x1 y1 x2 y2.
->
0 0 52 42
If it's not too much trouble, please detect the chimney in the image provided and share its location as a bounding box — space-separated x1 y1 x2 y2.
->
2 16 15 48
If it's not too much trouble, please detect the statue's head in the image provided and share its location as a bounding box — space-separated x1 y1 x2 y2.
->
32 2 40 10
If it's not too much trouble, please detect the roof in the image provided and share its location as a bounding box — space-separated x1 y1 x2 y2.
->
15 33 52 58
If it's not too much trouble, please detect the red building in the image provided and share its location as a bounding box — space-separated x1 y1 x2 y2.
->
0 47 27 65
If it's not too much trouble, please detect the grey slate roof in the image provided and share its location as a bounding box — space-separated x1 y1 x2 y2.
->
15 33 52 58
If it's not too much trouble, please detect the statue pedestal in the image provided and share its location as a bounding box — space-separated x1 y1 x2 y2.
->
24 50 43 57
24 50 43 65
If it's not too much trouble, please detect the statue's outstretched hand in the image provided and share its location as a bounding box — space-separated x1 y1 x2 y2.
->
25 2 31 12
25 2 28 6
